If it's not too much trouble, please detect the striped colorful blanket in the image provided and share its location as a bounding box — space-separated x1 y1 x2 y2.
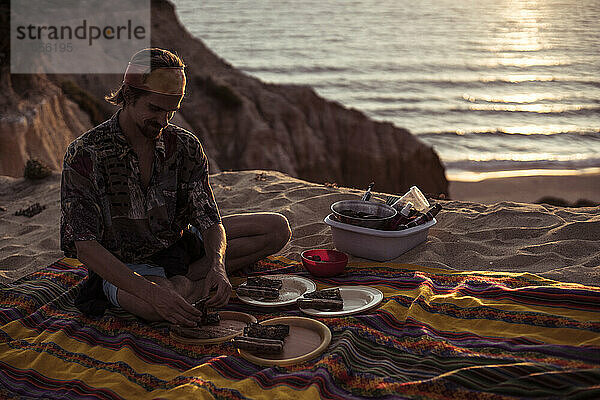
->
1 256 599 399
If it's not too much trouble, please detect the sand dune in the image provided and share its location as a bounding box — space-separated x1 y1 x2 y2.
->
0 174 63 283
1 170 598 287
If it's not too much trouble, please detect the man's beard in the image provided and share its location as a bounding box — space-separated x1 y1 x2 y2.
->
139 120 165 139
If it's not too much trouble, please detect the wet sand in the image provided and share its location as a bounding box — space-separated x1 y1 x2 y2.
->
450 173 600 205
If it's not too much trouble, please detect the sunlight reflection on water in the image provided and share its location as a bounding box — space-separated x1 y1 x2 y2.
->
172 0 600 177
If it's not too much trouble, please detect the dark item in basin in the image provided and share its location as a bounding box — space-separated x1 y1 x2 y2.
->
331 200 397 229
339 209 379 219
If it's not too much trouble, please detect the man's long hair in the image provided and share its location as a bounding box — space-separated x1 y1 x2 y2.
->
105 48 185 107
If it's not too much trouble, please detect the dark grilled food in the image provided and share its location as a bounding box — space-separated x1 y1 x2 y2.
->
202 313 221 325
298 288 344 310
232 336 284 353
246 276 283 290
236 276 283 300
244 323 290 340
297 297 344 310
304 288 342 300
236 286 280 299
193 297 208 314
172 324 239 339
193 297 220 325
233 322 290 354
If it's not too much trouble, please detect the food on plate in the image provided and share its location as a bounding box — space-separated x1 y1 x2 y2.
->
171 324 239 339
170 297 224 339
236 285 280 299
193 297 220 325
297 297 344 310
304 288 342 300
233 322 290 353
246 276 283 290
232 336 284 353
236 276 283 299
201 313 221 325
297 288 344 310
305 254 322 261
244 322 290 340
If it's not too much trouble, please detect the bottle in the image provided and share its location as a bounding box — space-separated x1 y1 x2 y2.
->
387 202 414 230
361 182 375 202
406 203 442 228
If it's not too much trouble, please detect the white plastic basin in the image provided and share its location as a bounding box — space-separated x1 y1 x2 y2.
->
324 214 436 262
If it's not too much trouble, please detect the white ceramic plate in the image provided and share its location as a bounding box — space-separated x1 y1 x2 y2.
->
298 286 384 317
236 274 317 307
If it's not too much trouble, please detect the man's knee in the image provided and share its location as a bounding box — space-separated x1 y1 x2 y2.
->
267 213 291 252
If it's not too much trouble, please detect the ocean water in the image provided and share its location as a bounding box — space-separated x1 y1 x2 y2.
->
172 0 600 181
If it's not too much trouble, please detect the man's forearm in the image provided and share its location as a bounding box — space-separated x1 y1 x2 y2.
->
75 240 158 298
193 222 232 306
76 240 204 325
201 223 227 268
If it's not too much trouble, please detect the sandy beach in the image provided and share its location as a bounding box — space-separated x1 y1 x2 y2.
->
1 170 598 287
2 1 599 396
450 172 600 205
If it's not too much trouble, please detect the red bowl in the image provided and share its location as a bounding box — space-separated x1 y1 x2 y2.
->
301 249 348 277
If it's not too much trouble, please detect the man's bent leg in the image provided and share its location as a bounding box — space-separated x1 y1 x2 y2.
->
183 212 291 301
222 212 291 273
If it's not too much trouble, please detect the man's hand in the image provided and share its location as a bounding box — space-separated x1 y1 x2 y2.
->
147 284 203 327
190 222 231 307
200 261 232 308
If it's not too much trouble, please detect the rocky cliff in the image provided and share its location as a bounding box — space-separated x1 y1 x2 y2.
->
0 73 92 177
0 1 91 177
1 0 448 196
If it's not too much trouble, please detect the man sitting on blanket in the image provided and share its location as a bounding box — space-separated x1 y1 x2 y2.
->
60 48 291 326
